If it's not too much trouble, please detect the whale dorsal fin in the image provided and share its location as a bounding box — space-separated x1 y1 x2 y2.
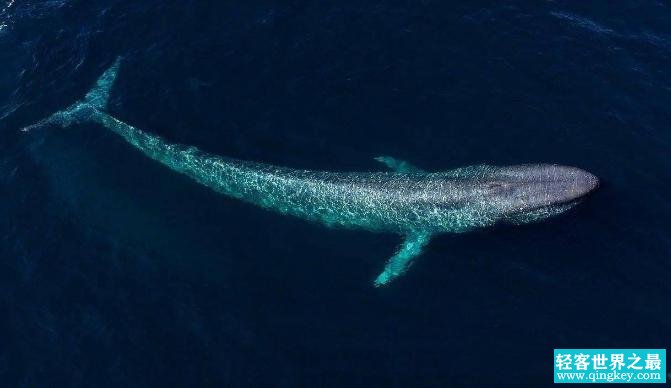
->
374 231 431 287
374 156 425 173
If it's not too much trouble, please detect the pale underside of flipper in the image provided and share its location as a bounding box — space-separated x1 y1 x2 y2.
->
374 231 432 287
374 155 426 173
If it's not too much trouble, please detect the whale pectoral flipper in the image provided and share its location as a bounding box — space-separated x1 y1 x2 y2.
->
374 232 431 287
374 156 425 173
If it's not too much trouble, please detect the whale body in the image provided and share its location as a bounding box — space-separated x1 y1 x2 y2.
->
25 58 600 286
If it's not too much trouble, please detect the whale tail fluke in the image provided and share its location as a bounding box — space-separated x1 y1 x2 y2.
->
83 56 122 110
22 56 122 132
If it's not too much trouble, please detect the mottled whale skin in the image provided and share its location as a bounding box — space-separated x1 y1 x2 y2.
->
25 58 599 286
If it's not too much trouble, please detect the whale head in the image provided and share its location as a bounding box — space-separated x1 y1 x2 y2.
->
480 164 599 224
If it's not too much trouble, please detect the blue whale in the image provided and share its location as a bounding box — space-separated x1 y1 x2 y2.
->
25 58 599 286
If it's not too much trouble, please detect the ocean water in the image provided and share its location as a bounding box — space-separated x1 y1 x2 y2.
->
1 1 670 386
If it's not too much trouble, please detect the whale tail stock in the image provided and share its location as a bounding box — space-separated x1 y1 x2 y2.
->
21 57 122 132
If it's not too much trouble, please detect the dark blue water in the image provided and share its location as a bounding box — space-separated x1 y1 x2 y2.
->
1 1 670 386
